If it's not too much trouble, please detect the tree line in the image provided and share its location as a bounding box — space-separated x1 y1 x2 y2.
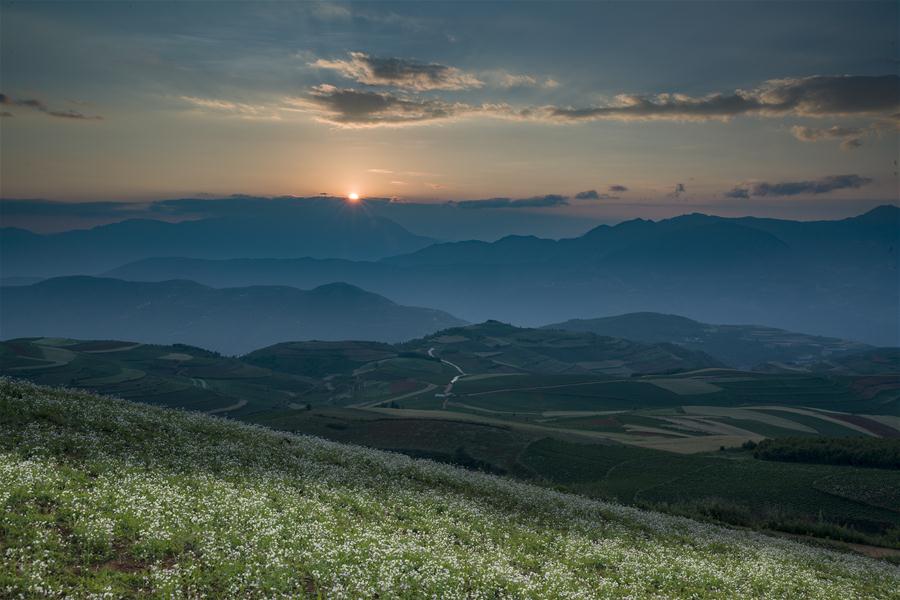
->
751 437 900 469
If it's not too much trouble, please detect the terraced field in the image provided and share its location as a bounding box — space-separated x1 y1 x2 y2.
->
0 338 315 416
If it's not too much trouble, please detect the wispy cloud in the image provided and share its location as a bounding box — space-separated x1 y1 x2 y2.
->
181 73 900 132
180 96 281 120
0 199 141 217
452 194 569 209
669 183 687 198
544 75 899 122
311 52 483 91
726 174 873 198
574 189 620 200
790 125 869 150
488 71 559 89
0 93 102 120
307 2 352 21
293 85 471 127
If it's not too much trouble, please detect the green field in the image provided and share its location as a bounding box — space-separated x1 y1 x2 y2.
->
519 439 900 542
3 333 899 550
2 379 898 598
0 338 315 416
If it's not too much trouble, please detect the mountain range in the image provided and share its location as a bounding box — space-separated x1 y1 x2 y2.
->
0 198 433 277
99 205 899 345
0 277 463 354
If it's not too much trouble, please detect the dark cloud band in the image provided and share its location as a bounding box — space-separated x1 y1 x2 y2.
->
0 93 102 120
726 174 873 198
546 75 899 122
452 195 569 209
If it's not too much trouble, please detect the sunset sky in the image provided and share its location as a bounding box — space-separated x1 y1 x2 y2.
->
1 1 898 227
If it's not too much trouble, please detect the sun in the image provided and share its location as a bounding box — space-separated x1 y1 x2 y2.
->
347 192 360 203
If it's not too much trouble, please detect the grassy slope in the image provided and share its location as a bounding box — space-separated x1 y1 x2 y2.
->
1 379 898 599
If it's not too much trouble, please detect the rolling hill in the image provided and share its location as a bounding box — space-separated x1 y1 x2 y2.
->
0 277 464 354
812 348 900 376
399 320 723 376
104 206 900 345
545 312 871 369
3 333 899 546
0 337 317 415
2 378 897 597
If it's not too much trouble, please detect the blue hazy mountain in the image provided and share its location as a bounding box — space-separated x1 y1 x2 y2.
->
103 206 899 345
0 277 464 354
0 199 433 278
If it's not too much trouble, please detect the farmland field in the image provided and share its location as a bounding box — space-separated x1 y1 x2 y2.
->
3 330 899 549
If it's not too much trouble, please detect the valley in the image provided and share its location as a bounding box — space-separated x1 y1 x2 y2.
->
4 320 898 550
4 4 899 595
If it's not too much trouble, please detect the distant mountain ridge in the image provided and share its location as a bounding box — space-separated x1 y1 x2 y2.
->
104 206 900 345
0 276 464 354
0 198 434 277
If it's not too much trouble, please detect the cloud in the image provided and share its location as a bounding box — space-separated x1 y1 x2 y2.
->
723 187 750 199
311 52 483 91
544 75 899 122
307 2 352 21
293 85 472 127
0 93 102 120
498 73 538 88
669 183 687 198
303 73 899 128
453 194 569 209
490 72 559 89
608 185 628 192
180 96 281 120
367 168 393 174
727 174 873 198
185 73 900 131
790 125 866 150
0 199 143 217
575 189 621 200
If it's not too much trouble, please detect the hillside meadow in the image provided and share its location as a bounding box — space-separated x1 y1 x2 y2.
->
1 379 898 598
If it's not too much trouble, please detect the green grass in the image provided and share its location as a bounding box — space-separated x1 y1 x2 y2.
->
752 410 866 437
4 337 899 555
457 381 686 412
520 438 900 546
2 378 899 598
0 339 315 416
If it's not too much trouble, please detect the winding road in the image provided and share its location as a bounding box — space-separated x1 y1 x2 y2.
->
428 347 467 408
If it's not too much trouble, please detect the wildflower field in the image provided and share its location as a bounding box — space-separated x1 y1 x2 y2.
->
1 379 898 598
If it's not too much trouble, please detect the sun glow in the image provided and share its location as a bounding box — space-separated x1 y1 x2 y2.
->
347 192 360 202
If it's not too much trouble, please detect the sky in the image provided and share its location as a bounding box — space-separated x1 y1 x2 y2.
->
1 0 898 233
